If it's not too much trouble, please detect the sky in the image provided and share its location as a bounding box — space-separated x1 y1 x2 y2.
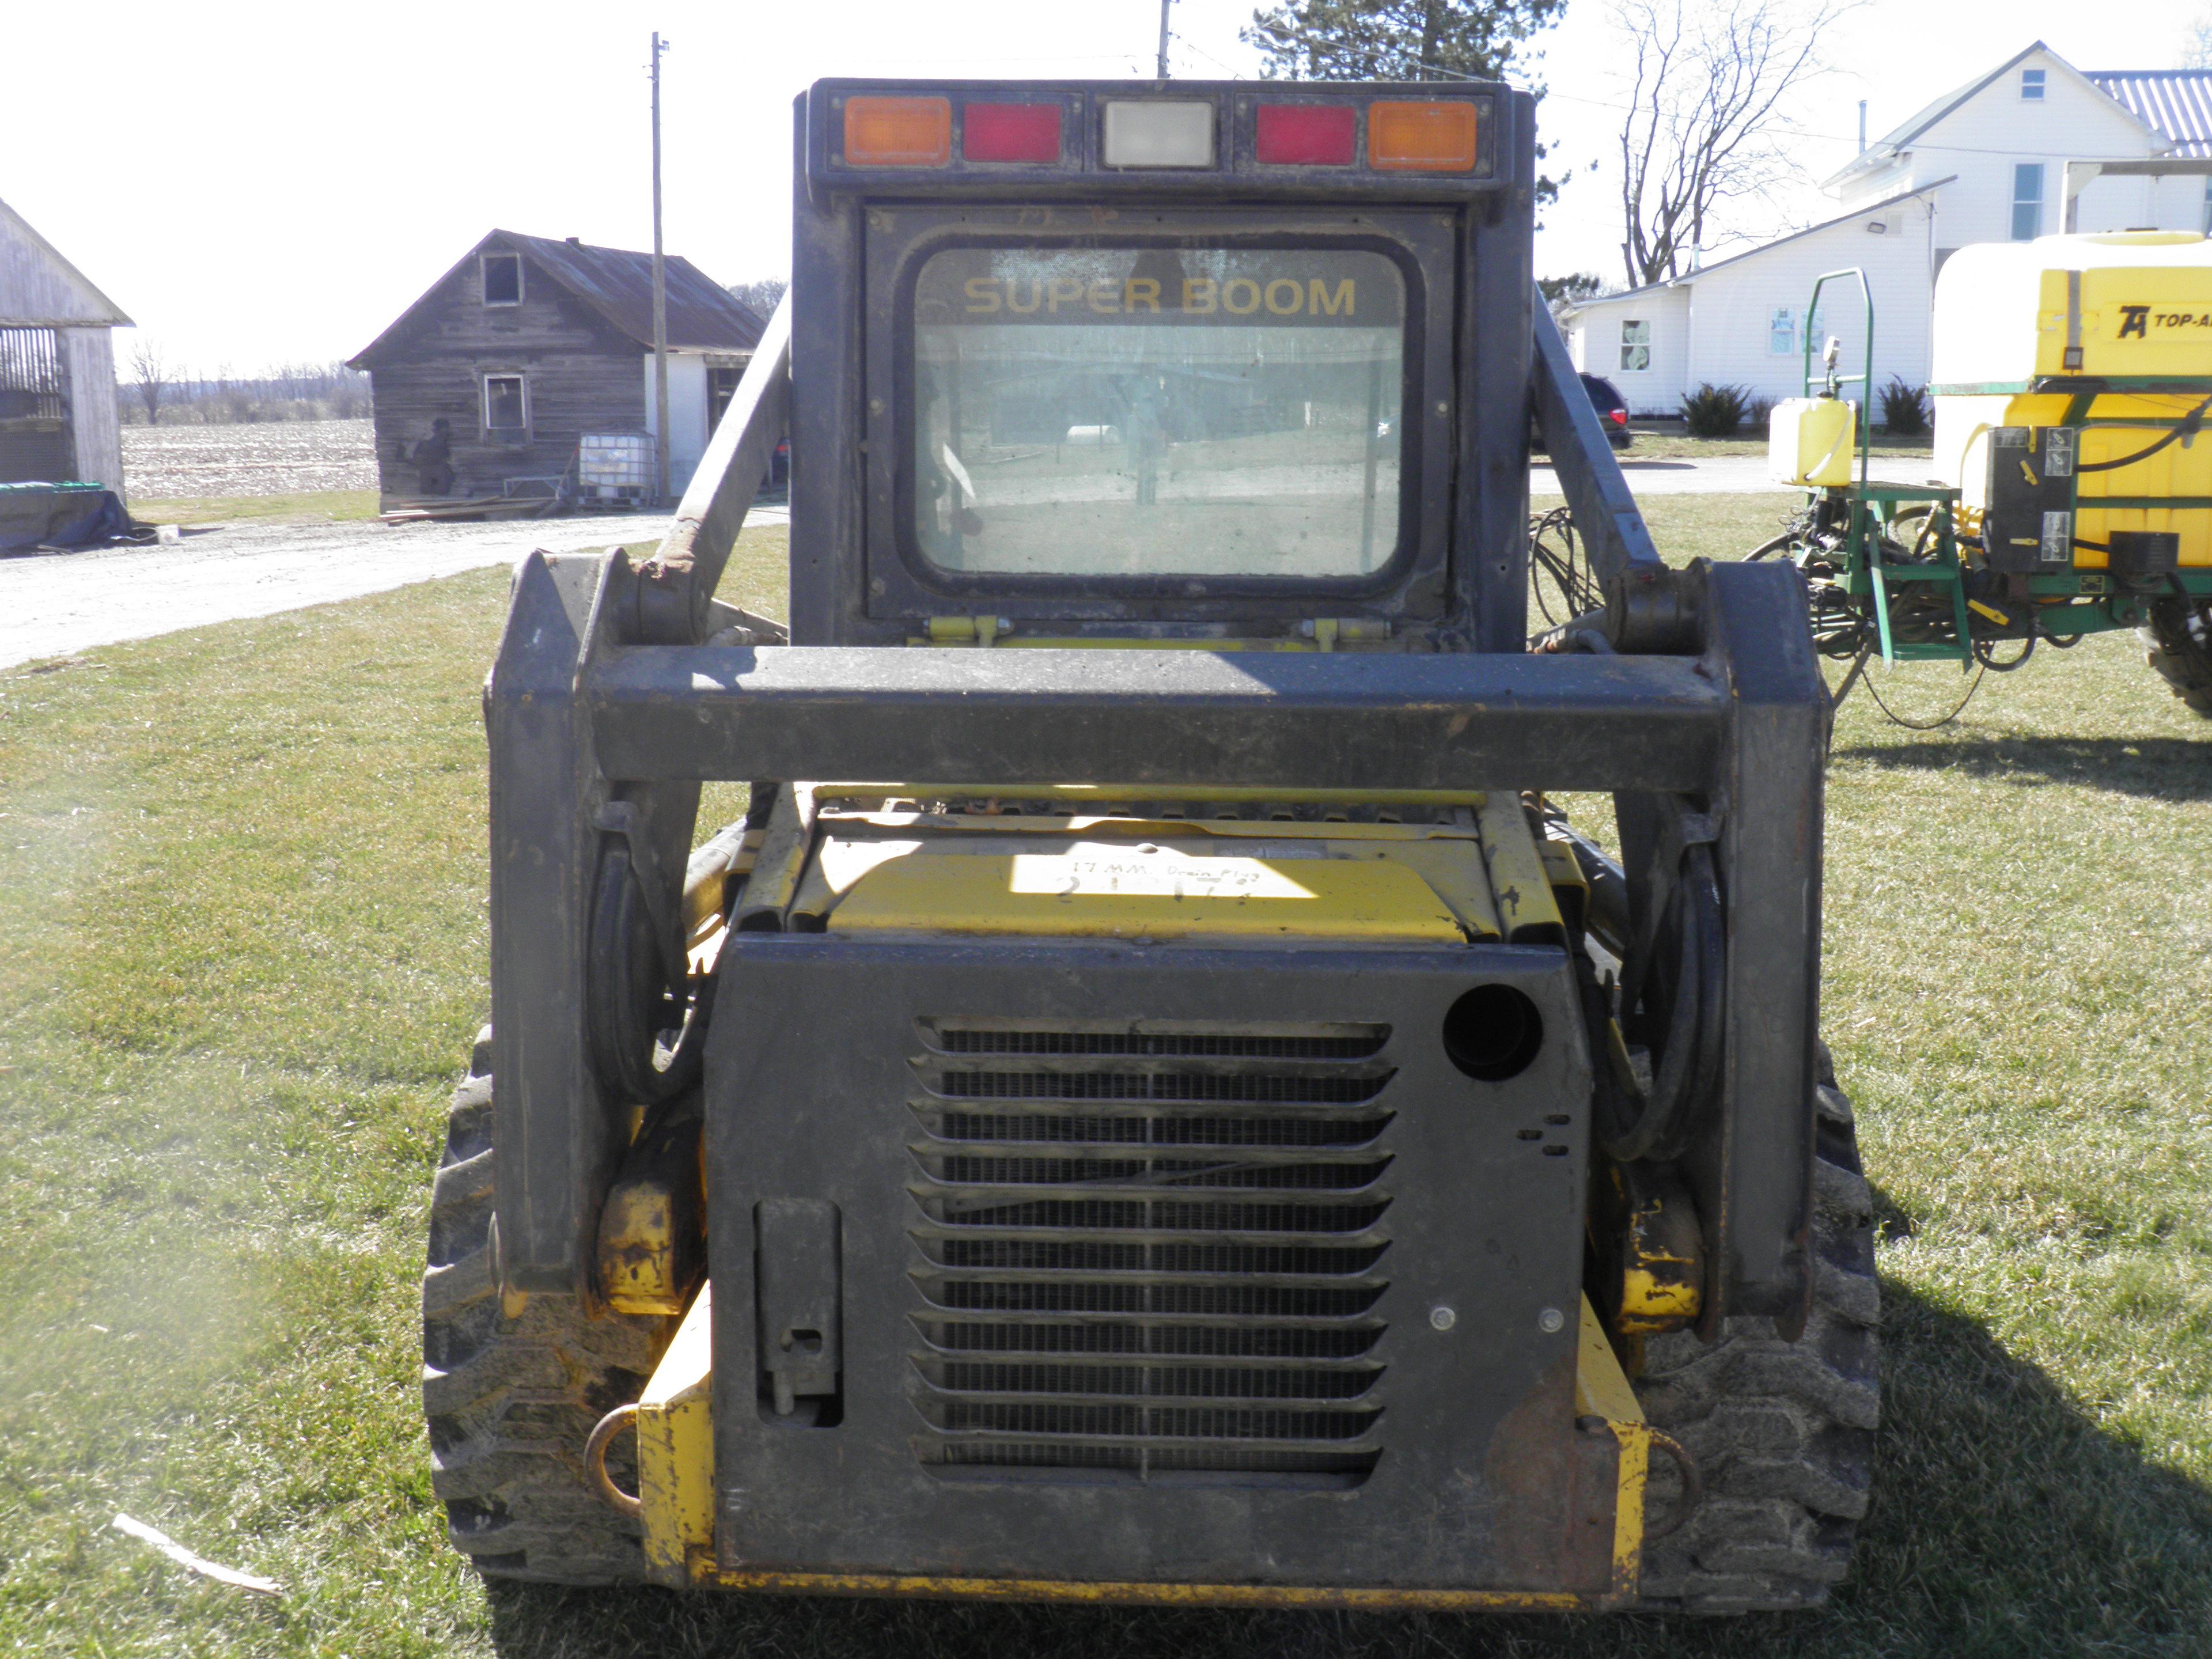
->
5 0 2206 374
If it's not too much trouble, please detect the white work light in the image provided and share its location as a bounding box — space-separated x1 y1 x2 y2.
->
1102 100 1215 168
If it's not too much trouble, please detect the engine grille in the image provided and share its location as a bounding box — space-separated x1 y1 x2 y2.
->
908 1018 1395 1486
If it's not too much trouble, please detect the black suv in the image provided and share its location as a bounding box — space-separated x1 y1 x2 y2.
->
1533 373 1633 452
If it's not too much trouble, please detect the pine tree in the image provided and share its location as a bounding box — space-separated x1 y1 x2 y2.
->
1241 0 1565 85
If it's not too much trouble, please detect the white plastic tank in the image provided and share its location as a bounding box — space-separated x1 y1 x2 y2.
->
1931 233 2212 569
1931 232 2212 388
579 432 654 499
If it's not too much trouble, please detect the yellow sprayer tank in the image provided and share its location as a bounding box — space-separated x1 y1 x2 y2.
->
1769 397 1858 487
1933 232 2212 573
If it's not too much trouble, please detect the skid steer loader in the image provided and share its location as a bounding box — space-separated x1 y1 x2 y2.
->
421 77 1878 1613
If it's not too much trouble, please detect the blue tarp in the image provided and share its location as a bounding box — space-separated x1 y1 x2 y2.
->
0 483 143 553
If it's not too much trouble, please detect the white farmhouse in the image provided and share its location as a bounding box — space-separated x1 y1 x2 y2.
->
1560 43 2212 418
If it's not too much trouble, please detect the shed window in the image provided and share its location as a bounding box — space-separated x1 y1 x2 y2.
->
483 374 528 433
1619 319 1650 372
1769 308 1795 355
2020 69 2045 102
483 253 522 306
2011 164 2044 241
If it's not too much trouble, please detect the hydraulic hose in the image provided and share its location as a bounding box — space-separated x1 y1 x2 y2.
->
1605 843 1724 1164
2073 395 2212 473
586 838 710 1103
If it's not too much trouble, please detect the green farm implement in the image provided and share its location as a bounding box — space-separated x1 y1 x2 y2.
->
1757 238 2212 722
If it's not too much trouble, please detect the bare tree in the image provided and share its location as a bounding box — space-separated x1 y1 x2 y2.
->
726 278 787 320
128 339 169 426
1612 0 1849 289
2187 11 2212 69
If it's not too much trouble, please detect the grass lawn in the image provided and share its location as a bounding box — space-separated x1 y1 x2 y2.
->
127 490 383 527
2 503 2208 1657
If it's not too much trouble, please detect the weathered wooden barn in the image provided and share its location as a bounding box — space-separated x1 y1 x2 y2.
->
347 230 765 509
0 196 129 494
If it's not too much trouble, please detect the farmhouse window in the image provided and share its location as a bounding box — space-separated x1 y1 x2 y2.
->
2011 164 2043 241
1619 319 1650 372
483 253 522 306
1769 308 1794 355
2020 69 2044 102
483 374 528 434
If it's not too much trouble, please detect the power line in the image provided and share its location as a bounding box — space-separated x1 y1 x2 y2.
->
1175 35 1249 79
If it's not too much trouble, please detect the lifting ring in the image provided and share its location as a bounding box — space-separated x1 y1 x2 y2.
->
584 1403 643 1519
1643 1427 1705 1540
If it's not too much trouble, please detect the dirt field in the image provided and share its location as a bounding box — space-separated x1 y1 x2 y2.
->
122 418 377 497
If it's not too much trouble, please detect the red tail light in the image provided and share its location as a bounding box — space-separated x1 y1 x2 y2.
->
964 103 1062 164
1610 408 1628 425
1255 104 1357 166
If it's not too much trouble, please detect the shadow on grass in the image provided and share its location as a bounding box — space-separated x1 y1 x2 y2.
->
1835 734 2212 804
482 1282 2212 1659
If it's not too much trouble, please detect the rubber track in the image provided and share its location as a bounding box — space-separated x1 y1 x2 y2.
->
1633 1048 1881 1612
420 1029 675 1584
2141 598 2212 719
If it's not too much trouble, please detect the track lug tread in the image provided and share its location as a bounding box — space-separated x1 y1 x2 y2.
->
1633 1066 1880 1612
419 1058 673 1584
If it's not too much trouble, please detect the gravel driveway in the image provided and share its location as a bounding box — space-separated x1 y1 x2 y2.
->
0 512 685 671
4 446 1913 672
1533 453 1939 495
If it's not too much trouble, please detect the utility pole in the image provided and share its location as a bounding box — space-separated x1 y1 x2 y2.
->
1156 0 1172 78
650 31 672 505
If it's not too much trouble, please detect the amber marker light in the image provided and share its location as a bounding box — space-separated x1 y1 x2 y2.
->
1368 100 1478 172
843 96 952 167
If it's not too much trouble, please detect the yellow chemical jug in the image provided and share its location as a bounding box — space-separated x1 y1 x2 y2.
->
1770 397 1857 488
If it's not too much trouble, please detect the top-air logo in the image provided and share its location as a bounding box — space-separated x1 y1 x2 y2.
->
2116 303 2212 338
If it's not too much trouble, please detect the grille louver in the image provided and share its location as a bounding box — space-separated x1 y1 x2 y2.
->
908 1018 1394 1486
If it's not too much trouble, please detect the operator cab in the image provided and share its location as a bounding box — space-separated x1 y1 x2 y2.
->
790 81 1539 651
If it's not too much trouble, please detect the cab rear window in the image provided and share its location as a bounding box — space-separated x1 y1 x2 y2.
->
910 245 1407 579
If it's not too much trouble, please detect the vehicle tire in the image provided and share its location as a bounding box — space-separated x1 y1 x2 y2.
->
421 1028 676 1584
1633 1047 1880 1612
2140 597 2212 719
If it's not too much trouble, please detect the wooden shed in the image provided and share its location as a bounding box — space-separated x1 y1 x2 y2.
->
347 230 766 510
0 196 130 495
